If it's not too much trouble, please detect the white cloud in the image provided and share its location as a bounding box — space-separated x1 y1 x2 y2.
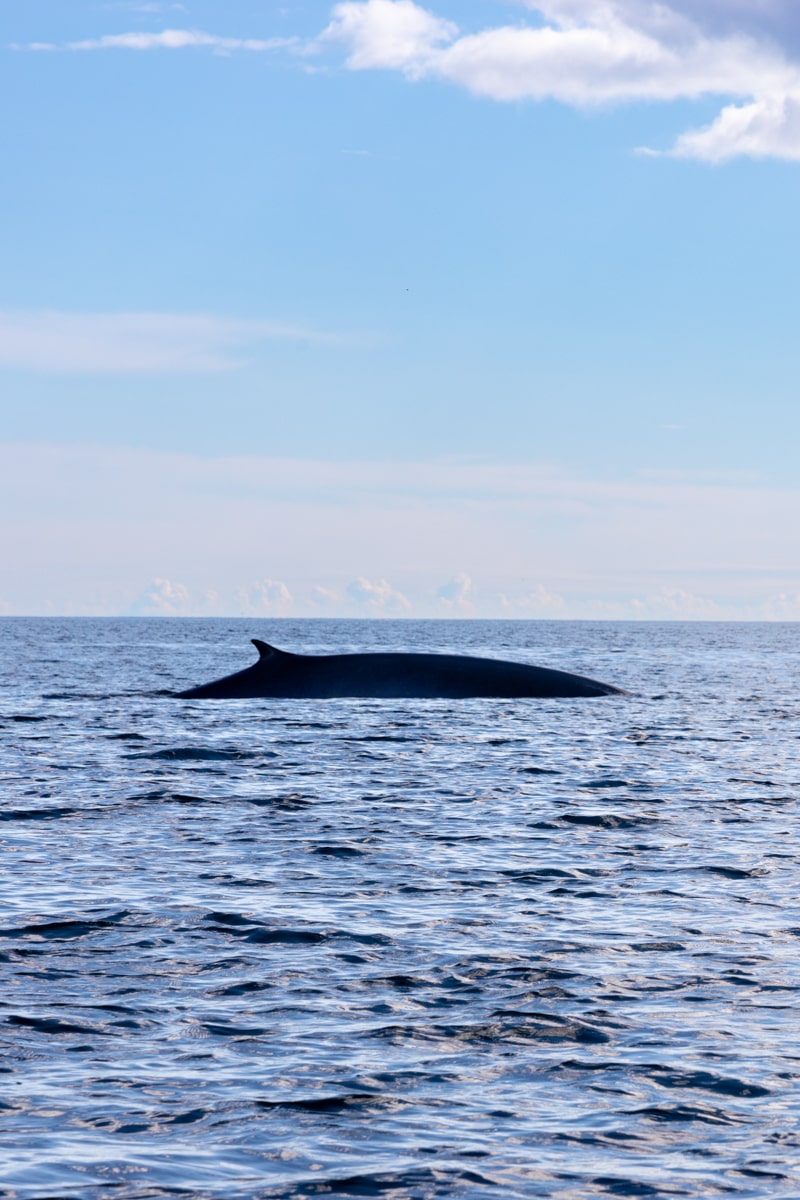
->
127 580 221 615
320 0 800 161
643 586 725 617
436 572 474 612
0 311 335 373
321 0 456 70
24 29 296 53
238 579 294 615
128 577 191 615
518 583 567 612
346 576 412 613
668 91 800 161
496 584 566 613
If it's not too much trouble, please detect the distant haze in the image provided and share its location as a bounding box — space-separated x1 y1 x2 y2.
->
3 443 799 619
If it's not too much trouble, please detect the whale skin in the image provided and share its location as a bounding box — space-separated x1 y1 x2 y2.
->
176 640 625 700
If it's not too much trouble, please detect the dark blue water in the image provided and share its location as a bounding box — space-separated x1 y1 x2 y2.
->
2 618 800 1199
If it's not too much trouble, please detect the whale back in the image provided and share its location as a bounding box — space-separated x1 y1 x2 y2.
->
176 641 625 700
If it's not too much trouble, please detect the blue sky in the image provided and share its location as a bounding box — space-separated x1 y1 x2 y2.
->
3 0 800 617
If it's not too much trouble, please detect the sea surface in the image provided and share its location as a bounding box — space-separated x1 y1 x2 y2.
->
1 618 800 1200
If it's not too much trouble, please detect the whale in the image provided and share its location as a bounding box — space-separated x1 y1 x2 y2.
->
176 640 624 700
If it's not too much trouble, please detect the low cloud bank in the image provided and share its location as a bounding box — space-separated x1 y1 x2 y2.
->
122 576 800 621
3 442 799 619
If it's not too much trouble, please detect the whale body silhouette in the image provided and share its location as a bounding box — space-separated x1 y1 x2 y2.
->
176 640 624 700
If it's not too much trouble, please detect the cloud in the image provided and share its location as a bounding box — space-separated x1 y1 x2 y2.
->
320 0 456 70
128 577 191 615
643 586 725 617
518 584 567 612
23 29 296 53
238 579 294 615
320 0 800 161
0 311 335 373
127 580 221 615
436 572 474 612
496 584 566 613
346 576 412 613
650 0 800 48
668 92 800 161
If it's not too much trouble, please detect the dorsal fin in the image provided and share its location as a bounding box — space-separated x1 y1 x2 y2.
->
252 639 284 660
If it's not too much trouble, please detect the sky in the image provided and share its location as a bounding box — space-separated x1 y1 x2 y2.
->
2 0 800 618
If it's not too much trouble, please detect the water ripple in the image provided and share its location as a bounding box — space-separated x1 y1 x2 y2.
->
1 617 799 1198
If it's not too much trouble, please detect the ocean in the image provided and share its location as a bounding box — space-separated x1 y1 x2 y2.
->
1 618 799 1199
